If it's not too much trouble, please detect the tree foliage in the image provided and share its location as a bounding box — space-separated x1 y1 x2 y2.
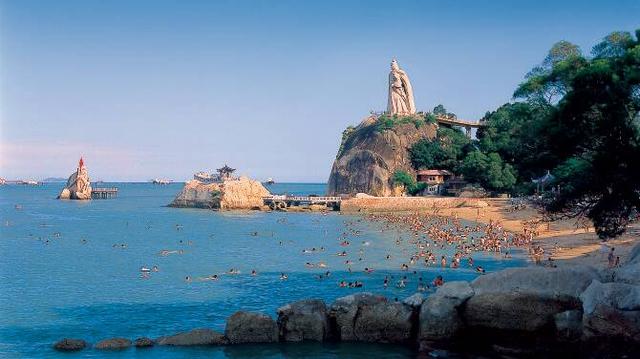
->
460 151 516 192
409 127 471 172
392 170 425 196
513 30 640 238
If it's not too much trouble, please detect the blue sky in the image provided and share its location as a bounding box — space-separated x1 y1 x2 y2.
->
1 0 638 182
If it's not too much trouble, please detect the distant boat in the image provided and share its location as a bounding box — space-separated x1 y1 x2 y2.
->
152 178 172 185
21 180 39 186
266 178 275 185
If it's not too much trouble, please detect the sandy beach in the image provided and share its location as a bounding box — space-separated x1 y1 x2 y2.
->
435 198 639 268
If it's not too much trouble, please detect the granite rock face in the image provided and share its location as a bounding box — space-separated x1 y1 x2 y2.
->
169 176 270 210
580 280 640 342
470 265 600 298
327 116 436 196
225 311 278 344
329 293 388 341
352 301 415 343
419 281 474 344
277 299 330 342
463 291 581 333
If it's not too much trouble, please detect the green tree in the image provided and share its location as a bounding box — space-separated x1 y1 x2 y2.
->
514 45 587 105
391 170 426 196
509 29 640 238
409 127 471 172
460 151 516 192
591 31 634 58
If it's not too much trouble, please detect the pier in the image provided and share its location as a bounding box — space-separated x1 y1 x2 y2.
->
91 187 118 199
263 195 341 210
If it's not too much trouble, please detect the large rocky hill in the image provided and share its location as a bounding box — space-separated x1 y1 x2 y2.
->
327 114 437 196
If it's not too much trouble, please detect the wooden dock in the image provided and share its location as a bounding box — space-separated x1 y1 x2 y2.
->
91 187 118 199
263 195 342 210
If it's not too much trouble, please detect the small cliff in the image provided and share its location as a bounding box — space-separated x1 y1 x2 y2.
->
58 158 92 200
327 114 437 196
169 176 270 210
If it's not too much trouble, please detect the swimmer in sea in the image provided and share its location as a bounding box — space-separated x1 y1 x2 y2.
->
251 269 257 276
280 273 288 280
476 266 485 274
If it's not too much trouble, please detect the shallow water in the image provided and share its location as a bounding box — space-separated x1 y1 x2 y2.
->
0 183 526 358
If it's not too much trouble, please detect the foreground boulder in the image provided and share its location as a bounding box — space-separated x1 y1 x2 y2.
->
169 176 270 210
277 299 329 342
53 338 87 351
580 280 640 343
225 311 278 344
462 265 595 335
605 243 640 285
94 337 131 350
463 292 581 333
352 300 415 343
329 293 387 341
156 328 228 346
471 265 600 298
419 281 474 347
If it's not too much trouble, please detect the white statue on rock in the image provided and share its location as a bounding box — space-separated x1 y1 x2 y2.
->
387 59 416 115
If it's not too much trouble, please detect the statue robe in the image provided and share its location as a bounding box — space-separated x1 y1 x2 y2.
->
387 69 416 115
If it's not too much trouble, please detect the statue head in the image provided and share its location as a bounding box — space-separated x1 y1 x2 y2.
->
390 59 400 71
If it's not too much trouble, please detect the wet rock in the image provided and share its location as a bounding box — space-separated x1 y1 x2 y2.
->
95 337 132 350
277 299 329 342
419 281 474 343
157 328 228 346
53 338 87 351
580 280 640 342
353 301 415 343
134 337 154 348
225 311 278 344
329 293 387 341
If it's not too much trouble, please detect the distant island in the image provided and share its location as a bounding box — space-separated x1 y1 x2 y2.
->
41 177 67 183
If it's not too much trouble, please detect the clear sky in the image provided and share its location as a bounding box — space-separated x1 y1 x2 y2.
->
1 0 638 182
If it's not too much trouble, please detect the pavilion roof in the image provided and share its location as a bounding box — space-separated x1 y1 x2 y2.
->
216 164 236 174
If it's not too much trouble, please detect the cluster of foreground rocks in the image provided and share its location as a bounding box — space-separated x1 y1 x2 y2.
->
55 244 640 357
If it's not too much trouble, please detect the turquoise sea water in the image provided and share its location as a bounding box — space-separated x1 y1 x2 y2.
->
0 183 526 358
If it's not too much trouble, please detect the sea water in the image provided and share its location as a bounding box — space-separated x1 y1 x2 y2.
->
0 183 526 358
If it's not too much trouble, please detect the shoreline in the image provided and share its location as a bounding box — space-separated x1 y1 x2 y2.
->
342 196 639 268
